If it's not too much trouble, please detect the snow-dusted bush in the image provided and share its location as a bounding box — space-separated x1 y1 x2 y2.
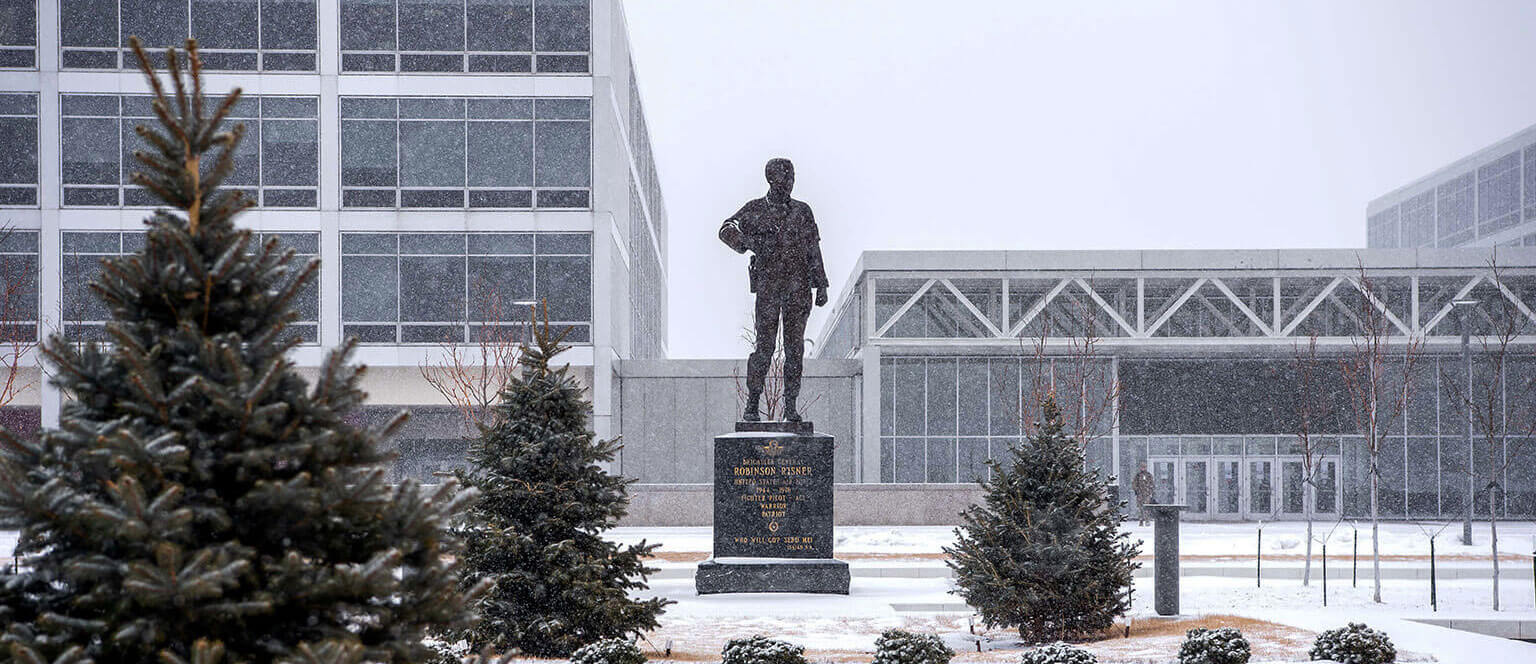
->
872 629 954 664
1309 623 1396 664
572 638 647 664
722 636 807 664
1178 627 1251 664
1019 641 1097 664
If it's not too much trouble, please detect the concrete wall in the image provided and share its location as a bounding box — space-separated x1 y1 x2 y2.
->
616 359 860 483
619 483 987 526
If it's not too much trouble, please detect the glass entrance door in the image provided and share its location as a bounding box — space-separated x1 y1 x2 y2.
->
1247 459 1274 517
1314 458 1339 517
1214 458 1242 519
1279 460 1305 515
1151 459 1177 504
1183 460 1209 515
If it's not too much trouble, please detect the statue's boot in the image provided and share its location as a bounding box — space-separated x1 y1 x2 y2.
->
783 398 802 422
742 393 762 422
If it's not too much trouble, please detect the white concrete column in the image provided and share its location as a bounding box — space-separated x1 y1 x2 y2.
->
37 0 61 427
859 344 881 482
316 0 340 349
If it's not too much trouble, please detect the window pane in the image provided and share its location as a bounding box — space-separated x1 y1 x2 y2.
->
893 438 924 483
193 0 258 49
400 0 464 51
534 0 587 51
62 254 110 322
226 120 259 186
0 0 36 46
469 98 532 119
988 359 1020 435
341 97 396 119
536 97 588 119
535 232 588 253
889 359 924 436
341 120 396 186
468 255 532 320
62 117 119 184
468 0 531 51
468 232 532 254
340 0 395 50
342 255 397 321
958 439 989 483
400 256 465 322
120 119 146 185
1479 166 1520 224
262 119 317 186
263 0 316 49
468 121 532 186
400 121 464 187
958 359 988 436
0 117 35 184
399 233 462 254
926 439 956 483
534 120 588 187
62 0 117 47
535 254 589 321
123 0 188 49
400 98 464 119
1437 181 1474 239
926 359 956 435
342 232 396 254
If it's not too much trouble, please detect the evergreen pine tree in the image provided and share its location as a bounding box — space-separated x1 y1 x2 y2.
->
0 39 479 663
944 395 1139 643
454 312 669 657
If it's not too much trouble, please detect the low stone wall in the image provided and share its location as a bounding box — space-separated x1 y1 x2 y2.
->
620 483 986 527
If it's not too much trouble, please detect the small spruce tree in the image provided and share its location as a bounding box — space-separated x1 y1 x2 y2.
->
0 39 478 663
944 395 1139 643
454 312 669 657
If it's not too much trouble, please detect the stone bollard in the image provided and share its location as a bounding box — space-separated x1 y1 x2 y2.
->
1145 504 1186 616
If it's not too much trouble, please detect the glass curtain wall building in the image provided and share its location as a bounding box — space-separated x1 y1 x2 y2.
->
1369 122 1536 249
816 248 1536 520
0 0 668 481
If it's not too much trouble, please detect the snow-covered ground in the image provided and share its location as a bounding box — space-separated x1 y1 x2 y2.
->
634 573 1536 663
614 522 1536 663
9 521 1533 560
8 523 1536 662
611 521 1536 558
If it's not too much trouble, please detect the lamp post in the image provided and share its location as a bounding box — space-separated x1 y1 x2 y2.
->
1454 298 1477 546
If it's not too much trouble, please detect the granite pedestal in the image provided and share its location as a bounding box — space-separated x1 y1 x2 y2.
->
1146 504 1187 616
695 421 849 594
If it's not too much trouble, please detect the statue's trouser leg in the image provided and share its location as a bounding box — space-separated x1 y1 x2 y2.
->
746 291 782 404
780 288 812 406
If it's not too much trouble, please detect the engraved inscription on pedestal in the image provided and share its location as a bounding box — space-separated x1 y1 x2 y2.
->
695 421 849 594
713 430 833 559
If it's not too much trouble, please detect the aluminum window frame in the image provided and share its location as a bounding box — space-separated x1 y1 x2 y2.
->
0 92 38 207
60 93 320 209
337 0 590 74
338 96 590 210
60 230 322 342
339 231 593 345
58 0 318 71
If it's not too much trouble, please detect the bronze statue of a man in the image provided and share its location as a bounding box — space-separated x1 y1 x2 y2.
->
719 158 829 422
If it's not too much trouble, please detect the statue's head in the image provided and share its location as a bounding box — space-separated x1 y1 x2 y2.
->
765 158 794 199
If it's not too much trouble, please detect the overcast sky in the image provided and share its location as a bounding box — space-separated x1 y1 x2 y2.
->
622 0 1536 359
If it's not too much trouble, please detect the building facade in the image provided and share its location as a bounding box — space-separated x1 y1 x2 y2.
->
1368 123 1536 249
0 0 669 480
798 248 1536 521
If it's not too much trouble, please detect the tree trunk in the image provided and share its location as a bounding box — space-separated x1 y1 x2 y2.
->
1303 488 1313 587
1371 468 1382 603
1491 488 1501 611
